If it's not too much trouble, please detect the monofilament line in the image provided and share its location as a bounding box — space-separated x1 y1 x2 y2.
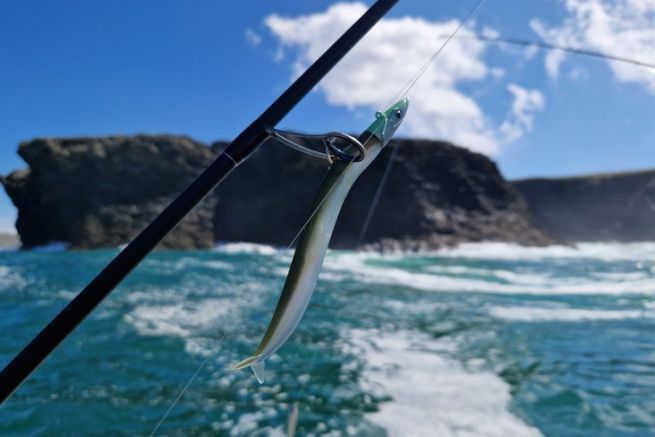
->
147 135 369 432
384 0 487 108
460 34 655 70
283 131 381 250
357 0 487 246
150 333 227 436
355 142 400 247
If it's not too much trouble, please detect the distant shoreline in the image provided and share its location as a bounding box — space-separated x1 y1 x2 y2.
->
0 232 19 249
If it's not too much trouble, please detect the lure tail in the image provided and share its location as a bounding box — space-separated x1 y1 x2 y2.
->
233 355 266 383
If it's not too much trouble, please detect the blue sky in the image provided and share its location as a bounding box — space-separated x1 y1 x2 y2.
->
1 0 654 232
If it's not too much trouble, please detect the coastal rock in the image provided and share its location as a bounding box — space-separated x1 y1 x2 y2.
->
213 137 553 250
2 135 553 250
513 170 655 242
1 136 215 249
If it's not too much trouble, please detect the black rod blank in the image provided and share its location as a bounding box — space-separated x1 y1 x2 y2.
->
0 0 398 403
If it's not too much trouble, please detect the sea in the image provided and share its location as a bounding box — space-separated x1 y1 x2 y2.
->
1 242 654 436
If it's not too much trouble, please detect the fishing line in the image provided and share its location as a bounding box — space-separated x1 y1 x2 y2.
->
159 1 655 431
355 142 400 247
228 0 486 365
383 0 487 108
161 131 378 403
236 117 400 434
278 132 381 250
357 0 487 246
150 332 227 435
460 34 655 70
240 132 385 436
149 138 372 432
155 0 485 425
357 7 655 247
241 0 487 378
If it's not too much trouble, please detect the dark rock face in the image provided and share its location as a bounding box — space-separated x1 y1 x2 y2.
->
1 136 216 249
213 137 553 250
349 140 554 250
211 138 327 247
513 171 655 242
2 134 553 250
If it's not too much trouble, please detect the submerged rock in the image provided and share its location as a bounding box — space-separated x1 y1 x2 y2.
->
2 135 552 250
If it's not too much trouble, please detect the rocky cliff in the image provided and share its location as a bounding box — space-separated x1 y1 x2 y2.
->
1 136 216 249
213 137 552 251
513 170 655 242
2 135 552 250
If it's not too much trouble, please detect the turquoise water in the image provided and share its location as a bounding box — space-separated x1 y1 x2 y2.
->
1 242 655 436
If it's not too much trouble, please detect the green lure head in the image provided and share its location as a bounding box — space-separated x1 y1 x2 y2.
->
363 98 409 146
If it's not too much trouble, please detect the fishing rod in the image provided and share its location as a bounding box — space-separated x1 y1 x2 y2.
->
0 0 399 403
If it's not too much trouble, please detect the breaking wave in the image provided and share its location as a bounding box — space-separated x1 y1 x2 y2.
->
213 242 281 255
0 265 26 291
344 329 540 437
30 242 69 252
321 252 655 296
488 305 655 322
435 242 655 262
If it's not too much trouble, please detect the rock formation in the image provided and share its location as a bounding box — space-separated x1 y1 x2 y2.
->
1 136 216 249
513 170 655 242
213 137 553 251
2 135 553 250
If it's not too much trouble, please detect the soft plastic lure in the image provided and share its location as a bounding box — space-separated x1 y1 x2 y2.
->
234 98 409 382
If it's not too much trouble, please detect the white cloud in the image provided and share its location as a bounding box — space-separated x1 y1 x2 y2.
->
522 44 540 60
569 66 588 80
490 67 505 79
499 84 545 143
265 2 544 155
531 0 655 91
245 28 262 48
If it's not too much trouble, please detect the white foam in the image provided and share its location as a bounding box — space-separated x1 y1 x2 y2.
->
344 329 540 437
0 265 26 291
122 279 271 361
382 299 447 315
124 297 237 338
212 410 285 437
213 242 281 256
125 299 229 337
436 242 655 262
56 289 77 300
644 301 655 310
156 257 234 271
489 306 655 322
30 241 69 252
591 271 648 281
425 265 552 286
213 242 655 296
322 252 655 296
201 260 234 270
